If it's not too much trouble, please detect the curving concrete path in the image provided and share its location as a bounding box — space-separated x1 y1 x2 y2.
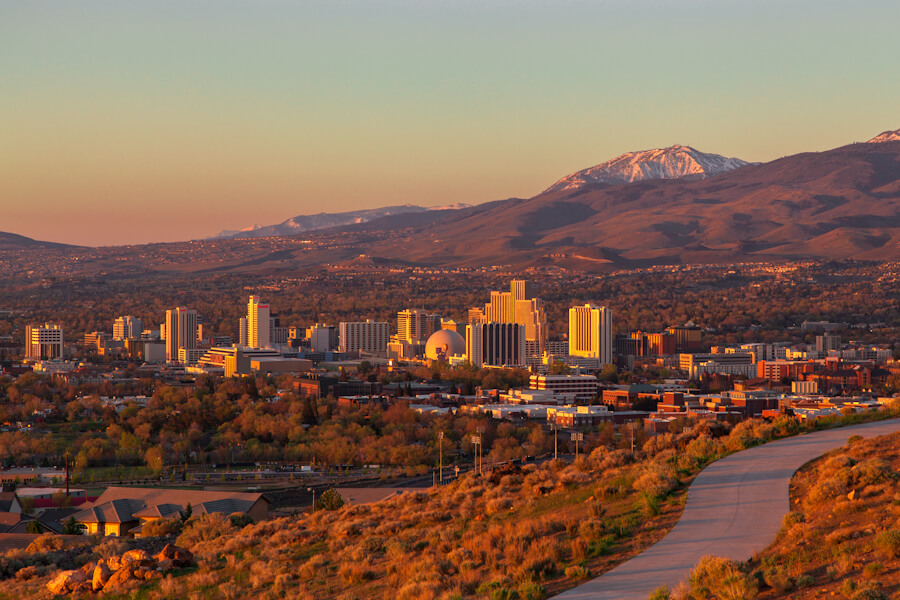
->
553 418 900 600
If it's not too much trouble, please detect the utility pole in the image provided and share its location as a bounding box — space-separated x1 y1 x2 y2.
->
553 423 558 460
438 431 444 484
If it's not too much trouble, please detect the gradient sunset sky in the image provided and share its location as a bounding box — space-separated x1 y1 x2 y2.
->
2 0 899 246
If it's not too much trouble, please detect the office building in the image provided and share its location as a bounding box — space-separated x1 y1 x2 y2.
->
113 316 143 341
397 309 442 344
339 320 390 353
247 296 271 349
25 323 64 360
568 304 613 365
239 317 248 347
308 324 338 352
816 334 841 354
165 307 198 362
466 322 525 368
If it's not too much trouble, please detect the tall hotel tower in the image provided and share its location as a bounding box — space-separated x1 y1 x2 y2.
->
568 304 613 365
247 296 271 349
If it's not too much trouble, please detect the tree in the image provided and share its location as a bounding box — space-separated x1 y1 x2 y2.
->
62 517 83 535
26 520 44 534
179 503 193 523
315 488 345 511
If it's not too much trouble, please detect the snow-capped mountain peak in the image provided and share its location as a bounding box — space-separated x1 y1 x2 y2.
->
867 129 900 144
545 144 749 193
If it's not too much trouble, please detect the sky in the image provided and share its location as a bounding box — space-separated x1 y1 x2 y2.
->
2 0 899 247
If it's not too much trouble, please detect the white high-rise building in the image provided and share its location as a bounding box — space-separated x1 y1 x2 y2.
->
339 320 390 353
113 316 143 341
26 323 64 360
165 307 198 362
568 304 613 365
247 296 271 349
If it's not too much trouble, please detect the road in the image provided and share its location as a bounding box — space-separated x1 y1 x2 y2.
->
553 418 900 600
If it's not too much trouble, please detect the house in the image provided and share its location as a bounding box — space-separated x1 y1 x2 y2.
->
69 487 269 537
0 492 22 514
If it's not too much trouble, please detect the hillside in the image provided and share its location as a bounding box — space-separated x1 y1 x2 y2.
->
0 232 76 251
344 139 900 268
672 430 900 600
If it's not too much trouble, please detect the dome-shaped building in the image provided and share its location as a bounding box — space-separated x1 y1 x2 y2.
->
425 329 466 362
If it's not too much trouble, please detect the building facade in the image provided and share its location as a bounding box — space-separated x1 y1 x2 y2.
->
339 320 390 353
25 324 64 360
164 307 198 362
568 304 613 365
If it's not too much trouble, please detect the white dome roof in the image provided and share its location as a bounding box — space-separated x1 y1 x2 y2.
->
425 329 466 361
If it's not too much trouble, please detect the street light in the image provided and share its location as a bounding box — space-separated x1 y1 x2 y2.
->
307 487 315 514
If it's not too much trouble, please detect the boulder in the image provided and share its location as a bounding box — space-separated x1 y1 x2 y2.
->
46 570 87 595
105 556 122 571
157 559 175 572
103 566 136 592
121 549 152 566
155 543 194 567
92 562 112 591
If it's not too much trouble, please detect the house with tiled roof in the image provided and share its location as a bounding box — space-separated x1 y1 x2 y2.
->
70 487 269 537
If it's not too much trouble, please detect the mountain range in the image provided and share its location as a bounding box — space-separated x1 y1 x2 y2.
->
209 204 473 240
3 128 900 271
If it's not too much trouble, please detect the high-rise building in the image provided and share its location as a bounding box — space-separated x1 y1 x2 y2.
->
113 316 143 341
510 279 536 302
568 304 613 365
26 323 64 360
514 298 547 355
485 291 515 323
247 296 271 349
397 309 442 344
466 322 526 368
308 324 338 352
165 307 198 362
239 317 248 347
339 320 390 353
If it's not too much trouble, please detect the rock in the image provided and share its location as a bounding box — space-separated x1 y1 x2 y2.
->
157 559 175 571
105 556 122 571
103 566 136 591
92 562 112 591
46 570 87 595
121 549 152 566
155 543 193 567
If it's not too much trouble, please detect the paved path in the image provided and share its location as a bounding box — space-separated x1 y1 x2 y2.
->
553 418 900 600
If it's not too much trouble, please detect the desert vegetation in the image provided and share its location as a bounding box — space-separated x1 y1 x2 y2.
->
662 429 900 600
7 410 900 599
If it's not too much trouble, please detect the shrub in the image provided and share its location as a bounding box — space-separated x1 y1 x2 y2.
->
633 463 677 499
762 566 793 592
874 529 900 559
852 588 888 600
782 511 805 528
142 516 183 537
517 581 545 600
564 565 590 580
647 585 670 600
688 556 757 600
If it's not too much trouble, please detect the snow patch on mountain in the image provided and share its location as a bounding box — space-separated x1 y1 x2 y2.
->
209 203 473 240
867 129 900 144
545 144 749 193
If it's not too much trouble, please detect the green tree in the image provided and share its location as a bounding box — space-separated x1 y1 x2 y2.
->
315 488 345 511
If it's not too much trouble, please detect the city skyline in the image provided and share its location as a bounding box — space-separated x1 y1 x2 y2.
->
3 0 900 246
